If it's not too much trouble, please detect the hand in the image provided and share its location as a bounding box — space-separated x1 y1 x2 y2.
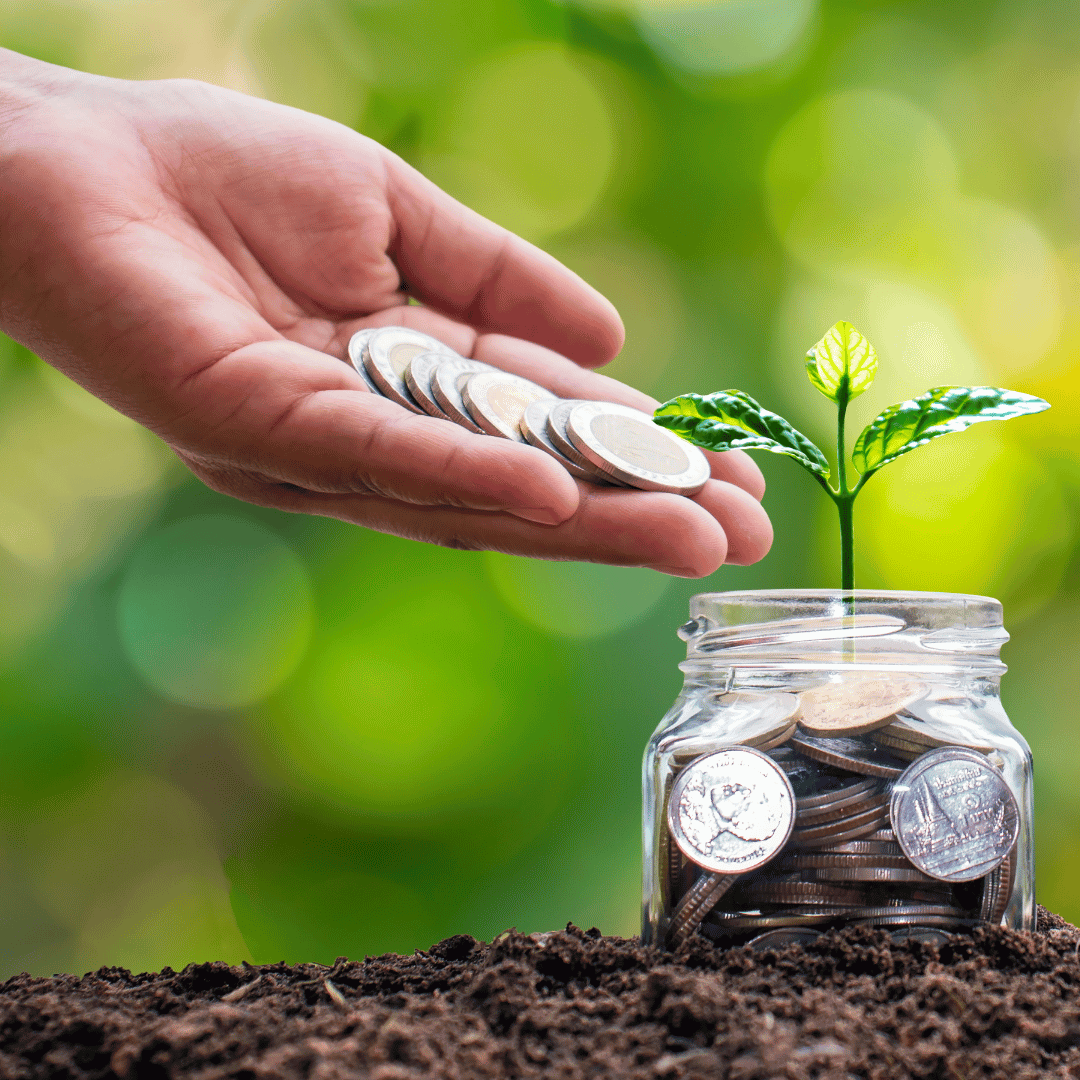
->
0 51 770 576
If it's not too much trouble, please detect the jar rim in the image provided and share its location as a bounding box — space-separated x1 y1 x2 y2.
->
682 590 1007 674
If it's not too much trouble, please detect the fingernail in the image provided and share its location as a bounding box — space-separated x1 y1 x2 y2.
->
647 564 698 578
508 506 565 525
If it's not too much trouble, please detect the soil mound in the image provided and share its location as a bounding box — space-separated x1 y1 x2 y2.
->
2 907 1078 1079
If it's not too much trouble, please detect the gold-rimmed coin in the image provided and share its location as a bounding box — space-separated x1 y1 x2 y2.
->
795 675 924 737
429 359 497 433
348 328 388 395
463 372 556 441
546 400 629 483
565 401 711 494
367 327 457 412
520 400 609 482
404 352 475 420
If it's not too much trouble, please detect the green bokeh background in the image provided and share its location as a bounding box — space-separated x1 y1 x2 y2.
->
0 0 1077 975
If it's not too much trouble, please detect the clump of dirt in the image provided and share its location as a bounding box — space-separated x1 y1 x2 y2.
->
3 907 1079 1079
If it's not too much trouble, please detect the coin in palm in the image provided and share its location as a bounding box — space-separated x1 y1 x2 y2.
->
520 400 606 482
462 372 556 441
565 401 710 494
366 327 458 412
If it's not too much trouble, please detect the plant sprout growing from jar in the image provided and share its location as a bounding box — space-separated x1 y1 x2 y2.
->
653 322 1050 590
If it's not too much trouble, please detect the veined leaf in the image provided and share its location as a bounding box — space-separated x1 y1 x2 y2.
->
654 391 831 479
806 321 878 404
852 386 1050 474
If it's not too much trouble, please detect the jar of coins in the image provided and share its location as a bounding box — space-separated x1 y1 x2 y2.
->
642 591 1033 951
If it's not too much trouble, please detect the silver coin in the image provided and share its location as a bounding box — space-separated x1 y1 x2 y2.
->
430 360 496 434
546 401 629 485
817 839 904 857
565 401 711 494
520 400 608 483
404 352 461 420
347 328 388 395
790 733 908 779
888 926 959 944
667 872 737 947
747 928 823 950
462 372 556 441
667 747 796 875
890 747 1020 883
701 909 856 936
812 866 936 884
366 327 458 413
796 778 882 823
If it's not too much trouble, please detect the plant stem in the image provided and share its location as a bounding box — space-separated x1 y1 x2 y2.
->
834 389 854 592
837 496 854 592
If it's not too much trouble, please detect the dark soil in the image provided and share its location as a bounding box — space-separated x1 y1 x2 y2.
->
3 908 1080 1079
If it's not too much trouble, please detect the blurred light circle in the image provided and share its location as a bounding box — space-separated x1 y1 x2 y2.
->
263 575 525 821
485 553 670 639
636 0 818 76
425 44 615 241
764 89 957 270
849 430 1072 623
118 515 313 709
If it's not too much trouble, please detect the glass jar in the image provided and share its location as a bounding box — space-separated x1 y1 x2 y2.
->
642 591 1033 949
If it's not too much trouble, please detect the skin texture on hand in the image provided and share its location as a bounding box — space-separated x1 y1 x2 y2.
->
0 49 771 577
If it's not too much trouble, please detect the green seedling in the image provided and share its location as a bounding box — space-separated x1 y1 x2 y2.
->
654 321 1050 590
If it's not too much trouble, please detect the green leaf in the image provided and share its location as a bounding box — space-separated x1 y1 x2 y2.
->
852 386 1050 474
805 321 878 404
654 391 831 479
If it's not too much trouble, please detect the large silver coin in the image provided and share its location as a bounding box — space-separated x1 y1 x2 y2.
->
347 328 388 395
565 401 711 494
366 328 458 413
667 747 796 875
890 747 1020 883
520 400 607 482
546 401 629 484
430 359 497 433
462 372 556 441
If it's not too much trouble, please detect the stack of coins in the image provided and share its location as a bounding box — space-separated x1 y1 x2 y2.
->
349 327 711 496
662 676 1021 948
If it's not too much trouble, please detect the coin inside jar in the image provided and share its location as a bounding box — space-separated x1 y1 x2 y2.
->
795 675 924 737
462 371 556 441
565 401 711 494
890 747 1020 882
667 747 796 875
789 733 908 779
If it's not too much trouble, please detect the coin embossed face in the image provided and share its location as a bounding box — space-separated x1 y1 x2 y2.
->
589 413 689 475
891 748 1019 882
462 372 556 440
668 747 796 874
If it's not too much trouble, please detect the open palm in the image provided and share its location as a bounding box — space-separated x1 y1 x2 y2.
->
0 55 770 575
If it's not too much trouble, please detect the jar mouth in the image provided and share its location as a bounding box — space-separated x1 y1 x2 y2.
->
681 590 1007 674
